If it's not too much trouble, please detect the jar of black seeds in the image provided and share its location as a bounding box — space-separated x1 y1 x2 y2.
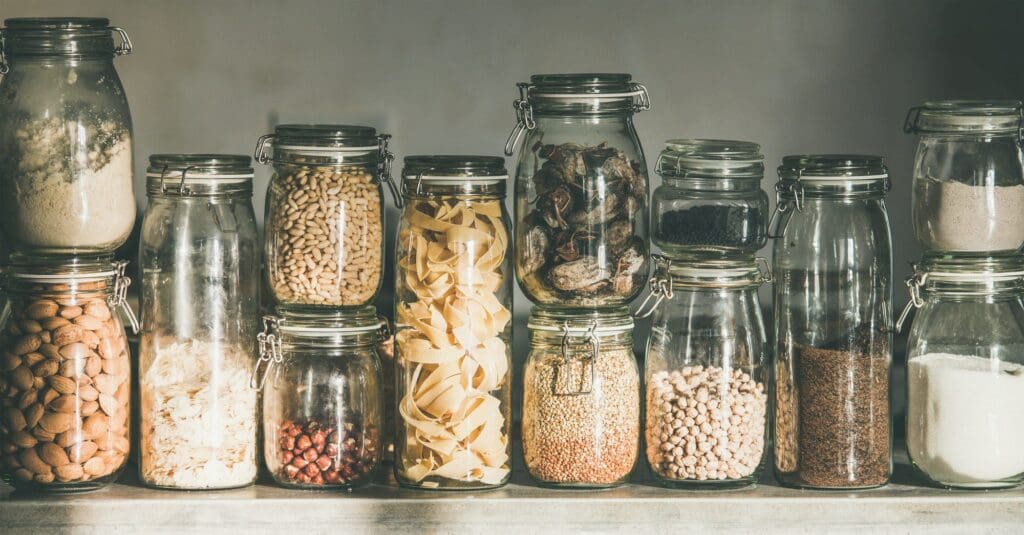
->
652 139 767 259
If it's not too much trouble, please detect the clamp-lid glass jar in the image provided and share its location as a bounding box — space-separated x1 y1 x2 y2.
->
638 255 771 488
771 155 893 490
253 308 384 489
0 259 135 492
507 74 651 309
522 308 639 488
137 154 260 490
652 139 767 259
899 257 1024 489
0 18 135 258
905 100 1024 256
394 156 512 490
255 124 399 311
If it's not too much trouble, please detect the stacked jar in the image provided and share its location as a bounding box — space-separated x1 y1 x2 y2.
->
506 73 651 487
640 140 772 489
901 101 1024 489
0 18 138 493
252 124 398 489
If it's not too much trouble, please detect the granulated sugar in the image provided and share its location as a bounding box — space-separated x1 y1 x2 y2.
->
914 177 1024 253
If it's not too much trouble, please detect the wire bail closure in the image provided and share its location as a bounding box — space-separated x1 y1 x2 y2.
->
377 134 403 209
0 30 8 75
111 260 139 335
111 27 133 56
895 270 928 333
768 170 805 239
555 320 600 396
251 315 283 390
158 165 195 196
634 254 674 319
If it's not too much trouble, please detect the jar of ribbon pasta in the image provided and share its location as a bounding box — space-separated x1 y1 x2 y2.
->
394 155 513 490
252 308 384 490
522 308 640 488
254 124 400 311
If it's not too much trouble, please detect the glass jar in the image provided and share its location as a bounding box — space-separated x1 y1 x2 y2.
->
905 100 1024 257
255 124 399 311
0 18 135 258
0 259 135 492
254 308 384 489
138 154 259 490
899 257 1024 489
638 255 771 488
652 139 767 259
770 155 893 489
506 74 651 309
394 156 512 489
522 308 639 488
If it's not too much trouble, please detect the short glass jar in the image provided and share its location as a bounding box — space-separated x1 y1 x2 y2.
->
0 18 135 258
255 124 398 310
905 100 1024 257
254 308 384 489
639 255 771 488
394 156 512 490
771 155 893 490
652 139 767 258
522 308 639 488
507 74 651 309
0 259 135 492
899 257 1024 489
137 154 260 490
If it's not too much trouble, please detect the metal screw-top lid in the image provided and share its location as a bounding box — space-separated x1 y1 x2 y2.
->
904 100 1023 135
657 139 765 179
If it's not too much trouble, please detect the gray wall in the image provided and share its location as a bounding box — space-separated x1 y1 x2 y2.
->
7 0 1024 349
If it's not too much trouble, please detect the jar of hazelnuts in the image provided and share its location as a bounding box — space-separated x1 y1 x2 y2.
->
252 307 384 489
0 259 137 492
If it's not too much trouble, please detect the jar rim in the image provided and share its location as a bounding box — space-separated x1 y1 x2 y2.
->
529 73 633 95
4 17 110 29
147 154 254 181
4 258 120 283
527 307 634 334
402 155 507 185
657 139 765 179
272 124 380 150
778 154 888 183
909 100 1023 134
661 258 769 288
271 308 384 337
916 256 1024 283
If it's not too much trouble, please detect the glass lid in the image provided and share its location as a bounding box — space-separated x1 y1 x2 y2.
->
905 100 1022 135
657 139 765 179
778 154 888 182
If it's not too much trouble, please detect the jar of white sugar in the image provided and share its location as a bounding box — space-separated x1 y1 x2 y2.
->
0 18 136 259
905 100 1024 256
899 256 1024 489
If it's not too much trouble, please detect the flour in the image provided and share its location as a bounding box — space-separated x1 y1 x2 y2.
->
914 177 1024 253
907 353 1024 486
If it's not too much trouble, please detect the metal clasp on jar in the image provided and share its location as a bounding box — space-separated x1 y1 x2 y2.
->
767 175 805 239
251 315 283 390
110 27 133 56
503 82 536 157
111 260 140 334
895 270 928 333
377 133 403 208
555 320 600 396
253 133 275 165
633 254 674 319
157 165 196 196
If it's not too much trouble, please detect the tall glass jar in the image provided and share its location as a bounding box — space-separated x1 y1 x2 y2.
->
0 259 135 492
652 139 767 259
253 308 383 489
394 156 512 489
905 100 1024 257
771 155 893 489
639 256 771 489
0 18 135 258
522 308 639 488
899 257 1024 489
506 74 651 309
138 154 259 490
255 124 399 310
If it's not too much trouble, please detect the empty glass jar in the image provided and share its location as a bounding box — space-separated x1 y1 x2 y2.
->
256 124 398 310
138 154 259 490
905 100 1024 257
640 255 771 488
652 139 767 259
507 74 651 309
394 156 512 490
254 308 384 489
900 257 1024 489
522 308 639 488
771 155 893 489
0 259 135 492
0 18 135 258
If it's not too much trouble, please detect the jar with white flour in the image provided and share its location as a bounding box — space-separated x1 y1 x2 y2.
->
899 257 1024 488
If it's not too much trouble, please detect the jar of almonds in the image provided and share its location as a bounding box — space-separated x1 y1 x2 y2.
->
252 307 384 489
255 124 400 311
0 259 137 492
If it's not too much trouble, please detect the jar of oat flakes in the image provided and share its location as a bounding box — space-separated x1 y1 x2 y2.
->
522 308 640 488
255 124 399 311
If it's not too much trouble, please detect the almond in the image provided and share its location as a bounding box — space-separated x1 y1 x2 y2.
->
58 306 83 320
69 441 98 463
38 343 61 360
32 427 55 442
83 456 106 476
33 471 55 483
17 388 37 410
55 430 81 448
10 430 37 449
12 334 42 356
13 468 33 481
84 302 111 321
98 393 118 417
59 359 83 378
2 407 26 432
17 320 42 334
25 301 59 320
79 384 99 401
22 352 45 367
93 433 112 451
38 331 51 344
98 337 117 359
38 441 69 467
54 462 84 482
48 394 77 413
23 404 43 428
80 401 99 416
31 359 58 378
100 356 121 375
73 315 104 331
40 317 71 331
0 353 20 371
18 447 50 474
58 342 89 361
52 324 84 346
39 412 73 434
93 374 117 395
84 355 102 377
10 365 33 390
113 436 129 454
83 413 108 439
115 383 129 405
47 374 76 394
81 329 100 349
41 388 59 406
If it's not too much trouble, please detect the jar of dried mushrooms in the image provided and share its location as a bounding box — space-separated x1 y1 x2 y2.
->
394 156 512 490
255 124 400 311
505 73 651 309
